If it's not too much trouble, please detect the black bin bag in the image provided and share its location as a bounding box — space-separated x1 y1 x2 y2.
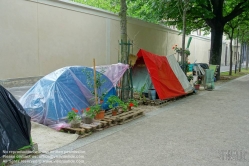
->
0 85 31 157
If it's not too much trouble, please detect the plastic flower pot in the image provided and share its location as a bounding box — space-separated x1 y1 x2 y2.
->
82 116 93 124
70 122 80 128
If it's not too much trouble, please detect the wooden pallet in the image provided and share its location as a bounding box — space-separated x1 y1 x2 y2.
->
148 99 168 106
117 109 144 125
61 127 87 135
61 121 102 136
81 121 104 132
100 118 112 127
103 117 118 126
101 110 122 126
61 108 145 136
98 120 108 128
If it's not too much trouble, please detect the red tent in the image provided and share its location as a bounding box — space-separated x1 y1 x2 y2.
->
136 49 192 99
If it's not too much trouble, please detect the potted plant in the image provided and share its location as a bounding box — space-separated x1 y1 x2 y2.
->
85 104 105 120
126 98 138 111
67 108 81 128
187 74 193 82
134 83 147 105
107 95 127 116
82 108 93 124
194 78 202 90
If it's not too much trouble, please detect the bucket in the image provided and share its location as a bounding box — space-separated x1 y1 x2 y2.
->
148 89 156 100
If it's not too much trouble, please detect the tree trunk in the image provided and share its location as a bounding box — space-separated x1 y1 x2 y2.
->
225 45 228 66
229 38 233 76
181 4 187 74
239 43 242 72
235 37 239 74
245 44 247 68
242 43 246 68
120 0 129 100
209 26 224 80
246 43 249 70
120 0 127 62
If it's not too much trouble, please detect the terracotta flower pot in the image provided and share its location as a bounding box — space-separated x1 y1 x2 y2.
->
194 84 200 90
128 106 132 111
95 110 105 120
112 109 118 116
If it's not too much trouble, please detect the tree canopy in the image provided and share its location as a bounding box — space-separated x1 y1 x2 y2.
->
72 0 249 78
72 0 120 13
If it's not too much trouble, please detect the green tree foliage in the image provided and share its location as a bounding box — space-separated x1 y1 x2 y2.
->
236 14 249 71
72 0 249 79
224 12 249 74
72 0 120 13
224 16 239 76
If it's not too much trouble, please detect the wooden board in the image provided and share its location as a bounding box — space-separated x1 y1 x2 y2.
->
61 108 145 137
61 127 86 135
148 99 168 106
117 109 144 125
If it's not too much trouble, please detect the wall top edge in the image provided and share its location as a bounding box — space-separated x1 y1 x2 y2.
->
126 16 212 42
26 0 212 42
27 0 120 20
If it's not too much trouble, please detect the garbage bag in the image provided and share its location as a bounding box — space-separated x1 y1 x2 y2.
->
0 85 31 157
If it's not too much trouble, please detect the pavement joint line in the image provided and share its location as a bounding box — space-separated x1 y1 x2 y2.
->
13 74 249 166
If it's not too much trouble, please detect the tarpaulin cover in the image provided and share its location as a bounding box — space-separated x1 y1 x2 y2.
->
204 69 215 90
19 64 128 126
132 64 153 93
135 49 192 99
95 63 129 86
0 85 31 157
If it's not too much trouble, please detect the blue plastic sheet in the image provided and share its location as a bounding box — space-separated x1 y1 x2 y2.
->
19 66 115 125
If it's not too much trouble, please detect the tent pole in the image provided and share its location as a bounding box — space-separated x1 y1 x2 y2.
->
93 58 98 104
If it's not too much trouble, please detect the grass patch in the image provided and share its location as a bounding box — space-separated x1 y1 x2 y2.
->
220 68 249 80
214 68 249 85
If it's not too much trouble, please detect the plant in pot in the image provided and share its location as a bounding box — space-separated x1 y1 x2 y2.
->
194 78 202 90
126 98 138 111
187 74 193 82
134 82 147 105
67 108 82 128
82 108 93 124
83 66 107 120
107 95 127 116
85 104 104 120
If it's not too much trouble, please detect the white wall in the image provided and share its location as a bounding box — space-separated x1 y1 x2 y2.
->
0 0 222 85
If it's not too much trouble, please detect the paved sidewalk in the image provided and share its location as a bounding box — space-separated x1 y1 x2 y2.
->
220 65 234 72
12 75 249 166
7 86 31 100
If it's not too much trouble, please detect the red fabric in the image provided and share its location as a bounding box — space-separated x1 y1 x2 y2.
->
137 49 186 99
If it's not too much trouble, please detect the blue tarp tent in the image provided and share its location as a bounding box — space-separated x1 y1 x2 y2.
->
19 66 115 126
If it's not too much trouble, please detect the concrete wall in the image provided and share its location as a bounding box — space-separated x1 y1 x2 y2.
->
0 0 222 87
